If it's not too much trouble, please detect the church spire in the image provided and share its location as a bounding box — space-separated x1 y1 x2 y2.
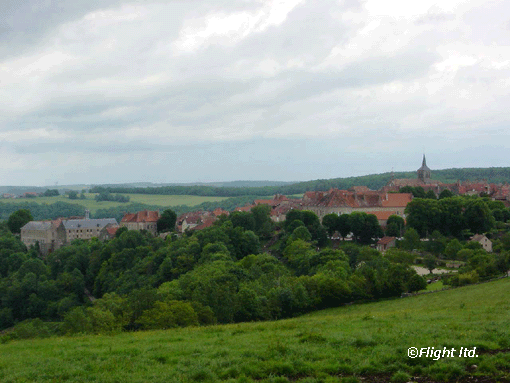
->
417 154 431 182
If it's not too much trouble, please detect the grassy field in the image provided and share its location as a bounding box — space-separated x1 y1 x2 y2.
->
1 278 509 382
0 194 230 213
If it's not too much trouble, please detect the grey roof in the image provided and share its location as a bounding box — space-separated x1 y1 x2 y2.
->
418 154 431 171
21 221 52 231
62 218 118 230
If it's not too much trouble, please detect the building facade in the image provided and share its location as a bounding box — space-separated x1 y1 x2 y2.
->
56 218 118 245
20 219 62 255
120 210 160 236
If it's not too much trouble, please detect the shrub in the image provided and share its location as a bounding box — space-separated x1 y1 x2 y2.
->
136 300 198 330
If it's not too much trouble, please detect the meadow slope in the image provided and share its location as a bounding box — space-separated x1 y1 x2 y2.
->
1 278 509 382
0 194 230 213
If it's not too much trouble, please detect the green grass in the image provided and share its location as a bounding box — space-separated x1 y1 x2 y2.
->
1 278 510 382
1 194 230 213
424 280 445 291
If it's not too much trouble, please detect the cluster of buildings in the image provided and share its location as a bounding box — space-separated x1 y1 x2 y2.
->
20 210 160 255
382 155 510 204
18 156 509 254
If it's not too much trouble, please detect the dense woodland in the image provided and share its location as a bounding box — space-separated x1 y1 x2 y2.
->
0 194 509 339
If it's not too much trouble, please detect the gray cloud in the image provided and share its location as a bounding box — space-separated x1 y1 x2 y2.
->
0 0 509 186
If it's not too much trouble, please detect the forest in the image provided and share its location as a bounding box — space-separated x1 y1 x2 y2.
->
0 194 509 339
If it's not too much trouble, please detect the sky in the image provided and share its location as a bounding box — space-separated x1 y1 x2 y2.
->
1 0 509 186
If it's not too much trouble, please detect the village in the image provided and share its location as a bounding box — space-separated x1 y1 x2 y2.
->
19 156 507 256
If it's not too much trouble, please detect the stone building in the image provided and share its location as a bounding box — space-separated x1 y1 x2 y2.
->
120 210 160 236
56 218 118 245
470 234 493 252
20 219 63 255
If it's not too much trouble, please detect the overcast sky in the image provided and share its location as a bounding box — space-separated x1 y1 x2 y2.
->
1 0 509 186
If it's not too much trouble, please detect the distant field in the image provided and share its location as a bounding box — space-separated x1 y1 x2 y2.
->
0 278 509 382
0 194 230 213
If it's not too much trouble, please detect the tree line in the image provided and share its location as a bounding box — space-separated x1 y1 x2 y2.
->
89 167 510 197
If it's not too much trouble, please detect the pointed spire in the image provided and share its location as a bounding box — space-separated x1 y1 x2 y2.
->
422 154 427 167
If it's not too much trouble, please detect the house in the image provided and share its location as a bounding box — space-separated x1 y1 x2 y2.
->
99 224 120 241
20 219 63 255
470 234 492 252
120 210 160 236
377 236 397 252
56 218 118 245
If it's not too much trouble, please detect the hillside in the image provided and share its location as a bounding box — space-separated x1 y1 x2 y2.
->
89 167 510 197
3 167 509 197
1 278 509 382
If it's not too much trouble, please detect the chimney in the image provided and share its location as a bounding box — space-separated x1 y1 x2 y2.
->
85 209 90 219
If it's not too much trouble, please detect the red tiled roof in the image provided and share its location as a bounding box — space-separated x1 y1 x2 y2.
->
303 189 411 209
192 218 215 231
377 236 396 245
106 226 120 236
212 208 229 216
365 211 396 220
234 204 254 212
121 210 159 223
381 193 413 208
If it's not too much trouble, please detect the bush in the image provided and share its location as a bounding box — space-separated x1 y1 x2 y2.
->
8 318 60 340
136 301 199 330
62 307 93 335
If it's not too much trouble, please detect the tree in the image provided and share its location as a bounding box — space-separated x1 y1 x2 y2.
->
400 227 421 251
408 274 427 292
438 189 454 199
322 214 339 237
444 239 463 259
425 190 437 199
7 209 33 234
43 189 59 197
405 198 441 237
423 254 436 274
386 215 404 237
250 205 274 237
68 191 78 200
229 211 255 232
464 199 495 235
157 209 177 233
349 212 382 244
337 214 351 239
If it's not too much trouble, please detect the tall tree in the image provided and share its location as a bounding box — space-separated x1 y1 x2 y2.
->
7 209 33 234
157 209 177 233
464 199 495 234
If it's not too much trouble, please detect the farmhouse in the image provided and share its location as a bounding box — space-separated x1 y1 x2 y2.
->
377 236 397 252
470 234 493 252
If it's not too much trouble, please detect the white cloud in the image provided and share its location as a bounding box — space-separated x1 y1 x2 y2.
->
172 0 304 53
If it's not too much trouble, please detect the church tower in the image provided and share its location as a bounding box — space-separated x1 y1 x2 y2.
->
417 154 431 182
